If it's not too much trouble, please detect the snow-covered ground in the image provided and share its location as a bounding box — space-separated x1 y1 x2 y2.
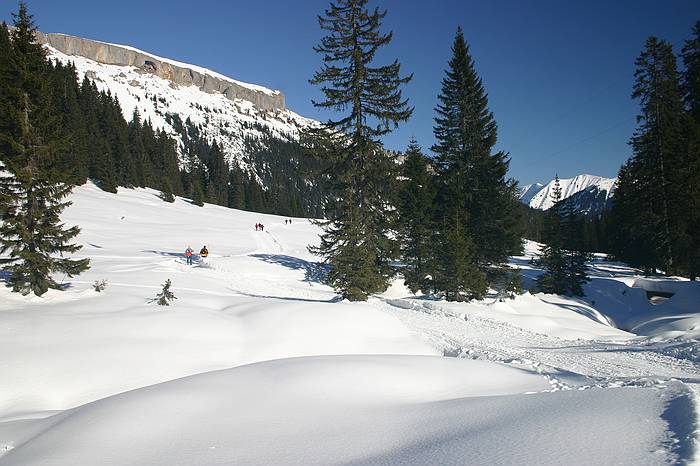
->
0 183 698 465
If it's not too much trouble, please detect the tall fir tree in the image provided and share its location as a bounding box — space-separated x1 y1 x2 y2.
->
0 3 89 296
681 21 700 280
431 27 521 300
396 138 436 294
611 37 688 275
308 0 413 301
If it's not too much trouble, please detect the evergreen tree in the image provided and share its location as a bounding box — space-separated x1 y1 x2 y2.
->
559 191 591 296
536 176 591 296
227 167 246 210
681 22 700 280
160 178 175 203
0 166 90 295
0 3 89 296
611 37 688 275
149 279 177 306
396 138 435 293
536 176 568 294
431 28 521 300
433 213 486 301
191 180 205 207
308 0 413 301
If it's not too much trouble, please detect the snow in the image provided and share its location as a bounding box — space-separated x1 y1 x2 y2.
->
0 183 698 465
521 174 617 210
44 46 317 174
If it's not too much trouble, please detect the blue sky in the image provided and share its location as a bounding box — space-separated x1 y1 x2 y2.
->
3 1 699 185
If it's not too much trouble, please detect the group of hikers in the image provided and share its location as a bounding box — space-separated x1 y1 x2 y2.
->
184 245 208 265
184 219 294 264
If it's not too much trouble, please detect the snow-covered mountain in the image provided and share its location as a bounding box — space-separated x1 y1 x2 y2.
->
519 174 617 215
38 32 317 173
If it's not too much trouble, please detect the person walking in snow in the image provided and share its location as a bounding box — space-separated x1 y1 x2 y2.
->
200 245 209 258
184 246 194 265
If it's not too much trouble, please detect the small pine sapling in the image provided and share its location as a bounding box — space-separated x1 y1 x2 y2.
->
93 279 108 292
149 279 177 306
505 272 524 299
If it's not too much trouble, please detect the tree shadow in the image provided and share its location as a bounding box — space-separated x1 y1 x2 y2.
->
539 298 614 326
141 250 187 258
232 288 342 303
660 388 697 464
251 254 330 284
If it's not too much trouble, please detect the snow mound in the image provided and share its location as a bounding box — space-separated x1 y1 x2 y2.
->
0 355 688 466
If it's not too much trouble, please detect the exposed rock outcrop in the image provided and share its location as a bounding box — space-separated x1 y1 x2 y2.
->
35 32 285 111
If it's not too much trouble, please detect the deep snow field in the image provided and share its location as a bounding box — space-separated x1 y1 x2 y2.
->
0 182 699 465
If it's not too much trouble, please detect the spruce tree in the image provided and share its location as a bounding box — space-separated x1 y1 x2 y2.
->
559 191 591 296
536 176 567 294
160 178 175 203
308 0 413 301
191 180 205 207
396 138 436 293
681 21 700 280
0 165 90 295
433 213 486 301
0 3 89 296
611 37 687 276
431 28 521 300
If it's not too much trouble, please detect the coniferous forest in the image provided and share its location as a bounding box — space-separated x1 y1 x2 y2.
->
1 0 699 300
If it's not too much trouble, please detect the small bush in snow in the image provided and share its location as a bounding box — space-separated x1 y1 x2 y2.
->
93 279 108 292
149 279 177 306
505 272 524 299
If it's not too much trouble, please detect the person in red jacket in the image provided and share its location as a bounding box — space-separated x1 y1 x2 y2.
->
184 246 194 265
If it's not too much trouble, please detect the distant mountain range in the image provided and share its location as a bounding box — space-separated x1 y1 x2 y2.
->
519 174 617 216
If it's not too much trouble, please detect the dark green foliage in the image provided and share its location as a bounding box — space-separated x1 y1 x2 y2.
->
504 271 524 299
429 28 521 301
396 139 436 293
536 177 568 294
681 21 700 280
536 176 591 296
308 0 412 301
610 35 693 277
191 180 205 207
0 167 90 296
0 6 89 297
160 178 175 203
149 279 176 306
432 213 486 301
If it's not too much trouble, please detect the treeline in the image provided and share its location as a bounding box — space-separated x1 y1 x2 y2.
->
609 23 700 279
521 203 611 254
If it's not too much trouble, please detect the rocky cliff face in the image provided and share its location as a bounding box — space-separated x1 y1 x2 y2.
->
35 32 285 111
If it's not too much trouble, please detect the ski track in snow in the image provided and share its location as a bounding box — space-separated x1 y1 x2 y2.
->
375 297 699 388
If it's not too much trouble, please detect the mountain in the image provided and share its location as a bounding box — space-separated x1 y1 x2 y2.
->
519 174 617 216
37 32 317 175
518 183 544 205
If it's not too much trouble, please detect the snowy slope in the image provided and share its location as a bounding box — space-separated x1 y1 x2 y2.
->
519 182 544 205
0 184 698 465
520 174 617 211
45 45 317 172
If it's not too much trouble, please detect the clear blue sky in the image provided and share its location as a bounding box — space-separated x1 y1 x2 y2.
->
3 1 699 185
